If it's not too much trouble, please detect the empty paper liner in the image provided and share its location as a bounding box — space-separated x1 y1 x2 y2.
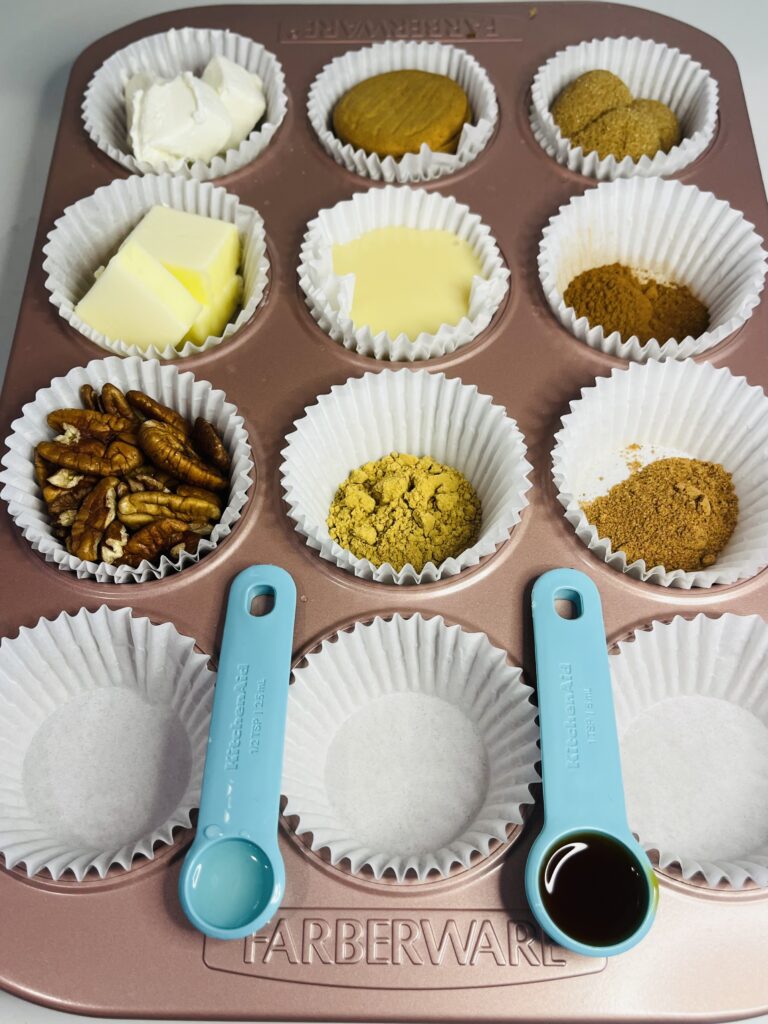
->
298 185 509 361
307 39 497 183
282 614 539 881
0 606 213 881
280 368 531 585
82 26 287 180
43 173 269 360
612 614 768 889
530 36 718 180
552 358 768 588
539 176 767 361
0 355 253 583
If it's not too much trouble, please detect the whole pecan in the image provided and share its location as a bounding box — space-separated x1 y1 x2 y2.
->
126 391 190 437
67 477 118 561
116 517 195 568
47 408 134 440
138 420 227 491
192 418 231 474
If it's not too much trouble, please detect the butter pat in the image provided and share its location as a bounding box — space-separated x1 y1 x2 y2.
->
74 239 201 350
332 227 484 339
126 205 239 306
201 56 266 150
126 71 231 168
185 273 243 344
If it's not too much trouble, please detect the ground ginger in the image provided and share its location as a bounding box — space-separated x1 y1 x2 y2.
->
582 457 738 572
564 263 710 344
327 452 481 572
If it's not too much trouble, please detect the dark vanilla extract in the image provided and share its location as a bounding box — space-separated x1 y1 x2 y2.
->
539 831 650 947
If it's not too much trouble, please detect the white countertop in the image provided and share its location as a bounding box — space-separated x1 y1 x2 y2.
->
1 0 767 1021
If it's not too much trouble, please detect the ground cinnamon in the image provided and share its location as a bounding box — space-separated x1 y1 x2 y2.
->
582 457 738 572
564 263 709 343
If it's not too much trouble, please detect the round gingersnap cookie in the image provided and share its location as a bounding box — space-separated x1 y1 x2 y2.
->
332 69 471 159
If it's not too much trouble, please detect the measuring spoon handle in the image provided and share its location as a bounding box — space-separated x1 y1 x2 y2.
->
197 565 297 847
531 569 627 834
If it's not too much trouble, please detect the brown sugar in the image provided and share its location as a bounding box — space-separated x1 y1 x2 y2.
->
563 263 710 344
582 457 738 572
551 70 632 137
572 107 660 162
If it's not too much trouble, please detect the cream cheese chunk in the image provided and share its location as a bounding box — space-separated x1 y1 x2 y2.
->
201 55 266 150
74 238 202 350
126 71 231 168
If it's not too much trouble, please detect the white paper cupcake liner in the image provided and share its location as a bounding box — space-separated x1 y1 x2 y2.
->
283 614 539 881
0 355 253 583
0 606 213 881
612 614 768 889
82 27 287 180
553 359 768 588
307 40 497 183
43 173 269 361
299 186 509 361
539 176 767 362
530 36 718 180
281 369 531 585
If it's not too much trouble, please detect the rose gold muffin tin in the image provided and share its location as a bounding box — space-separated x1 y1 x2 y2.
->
1 2 767 1019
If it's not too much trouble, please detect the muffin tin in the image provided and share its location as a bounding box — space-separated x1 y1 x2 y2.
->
0 2 767 1020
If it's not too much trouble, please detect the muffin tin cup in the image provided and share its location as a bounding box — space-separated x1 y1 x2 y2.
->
82 26 288 180
0 355 253 583
0 606 213 881
553 359 768 589
281 368 531 585
612 614 768 889
283 613 539 882
539 176 768 362
530 36 719 180
307 40 498 183
299 185 509 362
43 173 270 361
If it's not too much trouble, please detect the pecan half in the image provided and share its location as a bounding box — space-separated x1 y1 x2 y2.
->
117 490 221 528
47 409 134 440
101 384 139 425
46 468 84 490
124 464 177 493
37 438 140 477
47 476 97 516
176 483 223 510
67 477 118 561
138 420 228 491
192 418 230 474
170 532 201 559
79 384 102 412
34 448 56 488
116 517 193 568
126 391 190 437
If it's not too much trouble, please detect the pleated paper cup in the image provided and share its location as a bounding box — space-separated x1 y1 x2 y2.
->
299 186 509 362
0 356 253 584
530 36 718 180
283 614 539 882
0 606 213 881
82 26 287 180
43 173 269 361
539 177 767 362
612 614 768 889
281 369 531 585
307 40 497 183
553 359 768 588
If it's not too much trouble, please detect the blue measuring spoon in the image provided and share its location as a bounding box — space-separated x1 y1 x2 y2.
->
179 565 297 940
525 568 658 957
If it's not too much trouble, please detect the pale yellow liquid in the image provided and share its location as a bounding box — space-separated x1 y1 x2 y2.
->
332 227 484 340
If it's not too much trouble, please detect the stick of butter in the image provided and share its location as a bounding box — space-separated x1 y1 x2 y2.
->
74 238 201 350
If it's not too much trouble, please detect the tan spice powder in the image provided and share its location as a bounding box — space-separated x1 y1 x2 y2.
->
327 452 482 572
582 457 738 572
564 263 710 344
